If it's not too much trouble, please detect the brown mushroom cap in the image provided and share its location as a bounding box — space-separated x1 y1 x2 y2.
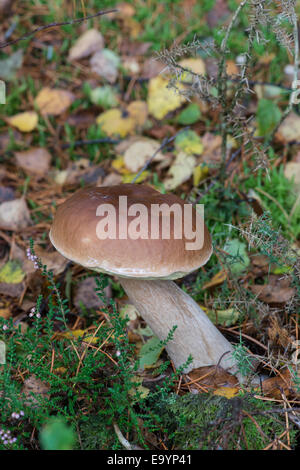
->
49 184 212 279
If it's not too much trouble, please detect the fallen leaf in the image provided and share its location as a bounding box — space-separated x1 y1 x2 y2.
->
250 282 295 305
138 336 164 370
179 57 206 82
0 307 10 319
90 49 120 83
141 58 165 79
147 76 185 120
74 276 111 311
206 0 230 28
175 129 203 155
202 269 227 289
268 316 291 349
0 260 25 284
0 281 24 298
126 100 148 127
187 365 239 390
122 170 149 183
260 368 296 399
193 164 209 186
106 2 135 19
213 387 239 399
22 375 50 406
60 329 99 345
34 246 68 275
223 239 250 275
68 29 104 61
0 49 23 81
97 108 135 137
123 138 163 172
177 103 201 125
206 308 239 327
284 162 300 187
15 148 51 176
200 132 222 165
7 111 38 132
165 151 196 190
35 88 75 116
0 197 31 230
89 86 119 108
276 112 300 143
122 56 140 75
97 101 147 137
0 186 15 203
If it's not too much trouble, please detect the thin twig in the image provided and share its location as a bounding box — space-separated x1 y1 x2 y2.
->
0 9 118 49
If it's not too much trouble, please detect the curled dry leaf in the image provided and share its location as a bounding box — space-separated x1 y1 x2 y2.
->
284 162 300 187
35 88 75 116
7 111 38 133
68 29 104 61
123 138 164 172
15 148 51 176
0 197 31 230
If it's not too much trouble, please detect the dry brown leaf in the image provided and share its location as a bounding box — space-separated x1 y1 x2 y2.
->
267 316 291 349
15 148 51 176
35 88 75 116
0 281 24 298
34 246 68 275
68 29 104 61
22 375 50 406
187 365 239 391
0 197 31 230
276 112 300 143
74 276 111 311
261 368 296 399
250 278 295 305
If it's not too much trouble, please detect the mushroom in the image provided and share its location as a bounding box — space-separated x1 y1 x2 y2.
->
49 184 238 374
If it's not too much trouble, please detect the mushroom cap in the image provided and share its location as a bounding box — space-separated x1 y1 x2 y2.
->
49 184 212 279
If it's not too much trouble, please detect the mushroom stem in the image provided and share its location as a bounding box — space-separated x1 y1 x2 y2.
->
119 278 238 374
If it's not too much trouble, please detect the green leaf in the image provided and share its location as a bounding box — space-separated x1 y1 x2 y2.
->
223 239 250 275
257 99 281 137
90 86 119 109
175 129 203 155
138 335 164 369
177 103 201 125
0 260 25 284
40 418 75 450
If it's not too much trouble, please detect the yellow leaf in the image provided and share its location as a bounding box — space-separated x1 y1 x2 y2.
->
193 164 209 186
202 270 227 289
97 101 148 137
178 58 206 83
122 171 149 183
147 76 185 120
127 100 148 127
0 261 25 284
7 111 38 132
213 387 239 399
35 88 75 116
60 329 99 344
97 109 136 137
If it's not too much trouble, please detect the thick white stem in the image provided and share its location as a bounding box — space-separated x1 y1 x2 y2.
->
119 278 238 374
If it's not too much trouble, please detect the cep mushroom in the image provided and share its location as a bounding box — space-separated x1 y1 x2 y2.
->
49 184 238 374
